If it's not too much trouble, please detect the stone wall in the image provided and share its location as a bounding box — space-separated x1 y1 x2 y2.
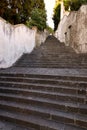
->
35 30 49 47
56 5 87 53
0 17 48 68
55 15 67 43
71 5 87 53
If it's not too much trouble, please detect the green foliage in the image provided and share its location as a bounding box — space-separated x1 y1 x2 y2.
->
64 0 87 11
32 0 45 9
0 0 23 24
63 0 71 10
53 3 61 31
46 26 54 34
26 8 47 31
0 0 46 25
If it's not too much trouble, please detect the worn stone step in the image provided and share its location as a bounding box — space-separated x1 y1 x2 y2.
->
17 62 86 66
19 56 81 61
15 66 87 69
16 63 87 67
18 55 86 58
0 93 86 114
0 87 85 104
0 109 86 130
0 76 87 88
0 99 87 116
0 86 86 103
16 64 87 67
26 63 87 66
0 73 87 82
0 109 63 130
15 64 87 68
15 59 87 63
0 120 36 130
16 62 80 67
17 62 87 66
14 36 87 69
0 100 87 129
0 83 86 96
0 97 87 116
19 55 87 59
0 80 86 96
0 36 87 130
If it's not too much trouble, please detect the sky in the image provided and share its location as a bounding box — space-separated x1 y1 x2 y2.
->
44 0 56 29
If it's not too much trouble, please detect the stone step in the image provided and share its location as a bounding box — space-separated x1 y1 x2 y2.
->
16 65 87 69
0 87 86 104
0 80 86 96
0 92 86 113
16 61 87 65
14 36 87 69
15 65 87 69
14 61 87 65
15 66 87 69
15 63 87 68
0 100 87 129
0 120 35 130
0 95 87 115
0 73 87 82
15 54 87 59
16 58 86 61
0 76 87 88
19 55 80 60
16 62 87 66
15 56 86 60
22 56 86 60
0 83 86 96
0 36 87 130
17 62 86 65
18 53 80 56
0 109 86 130
19 53 86 57
16 61 87 64
0 109 64 130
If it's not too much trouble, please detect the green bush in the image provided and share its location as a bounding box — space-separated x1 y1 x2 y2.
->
26 8 47 31
53 3 61 31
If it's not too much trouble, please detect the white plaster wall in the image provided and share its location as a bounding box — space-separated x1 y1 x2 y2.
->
56 15 67 43
0 17 36 68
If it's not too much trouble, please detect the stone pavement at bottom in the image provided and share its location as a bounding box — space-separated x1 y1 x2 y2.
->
0 120 35 130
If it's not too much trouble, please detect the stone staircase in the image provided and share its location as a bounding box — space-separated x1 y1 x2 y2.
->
0 36 87 130
15 36 87 68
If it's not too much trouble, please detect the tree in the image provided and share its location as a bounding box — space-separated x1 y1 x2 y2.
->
32 0 45 9
64 0 87 11
0 0 9 21
26 8 47 31
0 0 46 25
0 0 8 16
46 26 54 34
0 0 24 24
53 1 61 31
